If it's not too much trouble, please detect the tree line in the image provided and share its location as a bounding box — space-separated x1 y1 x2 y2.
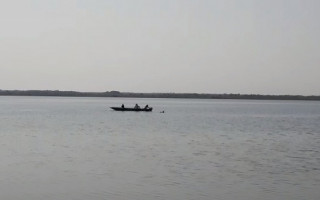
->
0 90 319 101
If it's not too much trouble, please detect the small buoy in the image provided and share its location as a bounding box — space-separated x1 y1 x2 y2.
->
160 110 165 113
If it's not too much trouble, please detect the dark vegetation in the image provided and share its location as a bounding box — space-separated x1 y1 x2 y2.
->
0 89 319 101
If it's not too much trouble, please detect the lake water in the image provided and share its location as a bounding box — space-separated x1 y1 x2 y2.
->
0 96 319 200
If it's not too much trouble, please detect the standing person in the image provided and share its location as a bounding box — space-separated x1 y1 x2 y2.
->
121 104 124 109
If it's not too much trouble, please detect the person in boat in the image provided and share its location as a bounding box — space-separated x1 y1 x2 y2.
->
144 104 149 109
134 104 140 109
121 104 124 109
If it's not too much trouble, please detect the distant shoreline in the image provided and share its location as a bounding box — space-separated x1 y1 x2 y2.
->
1 90 320 101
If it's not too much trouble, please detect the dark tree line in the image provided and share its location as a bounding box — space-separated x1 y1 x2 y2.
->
0 89 319 101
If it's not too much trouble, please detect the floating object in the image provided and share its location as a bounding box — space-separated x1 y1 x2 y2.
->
110 107 153 112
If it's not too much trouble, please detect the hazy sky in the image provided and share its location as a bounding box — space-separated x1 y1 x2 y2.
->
1 0 319 95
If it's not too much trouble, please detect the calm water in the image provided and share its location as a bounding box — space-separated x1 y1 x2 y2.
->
0 96 319 200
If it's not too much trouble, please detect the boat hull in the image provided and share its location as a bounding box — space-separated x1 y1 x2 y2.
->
110 107 153 112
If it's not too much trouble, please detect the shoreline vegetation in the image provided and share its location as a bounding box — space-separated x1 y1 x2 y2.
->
0 90 319 101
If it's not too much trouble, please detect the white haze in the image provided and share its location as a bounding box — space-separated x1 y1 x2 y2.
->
0 0 319 95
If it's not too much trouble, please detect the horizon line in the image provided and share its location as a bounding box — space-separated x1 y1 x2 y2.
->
0 89 319 97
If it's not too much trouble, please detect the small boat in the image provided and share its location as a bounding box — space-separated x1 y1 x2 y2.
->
110 107 153 112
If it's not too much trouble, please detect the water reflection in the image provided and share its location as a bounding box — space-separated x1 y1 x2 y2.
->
0 97 319 200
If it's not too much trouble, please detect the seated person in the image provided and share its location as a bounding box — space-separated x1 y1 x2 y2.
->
134 104 140 109
144 104 149 109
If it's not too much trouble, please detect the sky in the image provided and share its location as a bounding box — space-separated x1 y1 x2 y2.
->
0 0 319 95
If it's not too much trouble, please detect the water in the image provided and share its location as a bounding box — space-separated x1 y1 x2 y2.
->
0 96 319 200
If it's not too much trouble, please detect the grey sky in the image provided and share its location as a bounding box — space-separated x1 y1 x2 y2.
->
1 0 319 95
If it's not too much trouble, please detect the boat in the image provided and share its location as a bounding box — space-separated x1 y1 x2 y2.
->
110 107 153 112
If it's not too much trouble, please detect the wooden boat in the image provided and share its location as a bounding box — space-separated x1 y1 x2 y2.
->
110 107 153 112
